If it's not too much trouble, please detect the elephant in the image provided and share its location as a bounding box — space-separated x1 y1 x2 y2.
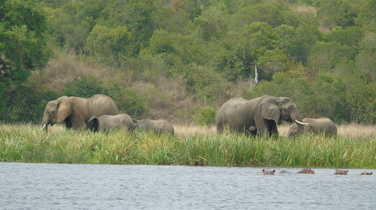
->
216 95 300 136
41 94 119 131
287 117 337 137
87 113 136 133
136 119 174 135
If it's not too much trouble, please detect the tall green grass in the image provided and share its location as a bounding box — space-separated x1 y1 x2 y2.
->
1 124 376 168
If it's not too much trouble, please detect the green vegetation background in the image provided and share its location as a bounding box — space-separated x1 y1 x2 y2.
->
1 0 376 125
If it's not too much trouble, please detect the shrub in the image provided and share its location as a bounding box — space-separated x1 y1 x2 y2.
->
184 64 228 103
63 76 110 97
108 85 146 118
0 85 59 123
194 107 216 126
86 25 133 65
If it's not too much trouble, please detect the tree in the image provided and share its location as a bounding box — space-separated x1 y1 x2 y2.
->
0 0 50 79
86 25 132 65
45 0 106 53
358 0 376 28
318 0 357 28
99 0 157 56
0 0 51 121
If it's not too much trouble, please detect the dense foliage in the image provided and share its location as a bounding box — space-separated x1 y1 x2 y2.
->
2 0 376 124
0 0 51 121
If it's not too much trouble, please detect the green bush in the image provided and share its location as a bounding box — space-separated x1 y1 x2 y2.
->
194 107 216 126
184 64 228 103
0 85 58 123
108 85 146 118
63 76 110 97
86 25 133 65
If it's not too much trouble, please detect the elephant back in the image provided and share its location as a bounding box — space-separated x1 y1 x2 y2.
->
303 117 337 136
303 118 336 130
154 119 174 134
117 113 136 131
216 97 258 133
96 113 134 131
137 119 174 135
88 94 119 117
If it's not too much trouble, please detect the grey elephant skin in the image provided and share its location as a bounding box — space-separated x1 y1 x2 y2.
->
42 94 119 131
87 113 135 133
287 118 337 137
136 119 174 135
216 95 300 136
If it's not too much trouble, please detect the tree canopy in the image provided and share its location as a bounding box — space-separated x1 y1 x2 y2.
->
2 0 376 124
0 0 51 121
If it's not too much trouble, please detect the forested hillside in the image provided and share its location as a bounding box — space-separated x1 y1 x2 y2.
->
1 0 376 124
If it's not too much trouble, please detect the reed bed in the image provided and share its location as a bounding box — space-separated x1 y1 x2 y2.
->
175 124 376 138
0 124 376 168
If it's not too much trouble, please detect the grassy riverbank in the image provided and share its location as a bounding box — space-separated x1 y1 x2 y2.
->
0 124 376 168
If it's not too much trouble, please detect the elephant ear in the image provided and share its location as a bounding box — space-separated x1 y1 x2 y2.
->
56 100 72 123
261 102 280 123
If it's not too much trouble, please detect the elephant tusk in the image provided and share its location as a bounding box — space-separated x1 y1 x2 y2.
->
294 120 310 126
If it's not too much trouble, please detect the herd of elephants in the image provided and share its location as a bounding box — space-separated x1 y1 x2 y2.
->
41 94 337 137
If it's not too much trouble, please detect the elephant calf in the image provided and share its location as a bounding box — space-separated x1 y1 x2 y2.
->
136 119 174 135
87 113 136 133
287 117 337 137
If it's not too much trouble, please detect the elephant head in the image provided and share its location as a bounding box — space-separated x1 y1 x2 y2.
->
256 96 300 136
263 97 299 120
41 96 73 132
287 120 310 137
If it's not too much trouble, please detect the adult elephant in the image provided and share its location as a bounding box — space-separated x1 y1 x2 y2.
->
41 94 119 131
136 119 174 135
87 114 136 133
216 95 300 136
287 118 337 137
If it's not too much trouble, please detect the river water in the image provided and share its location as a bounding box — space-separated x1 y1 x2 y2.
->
0 162 374 210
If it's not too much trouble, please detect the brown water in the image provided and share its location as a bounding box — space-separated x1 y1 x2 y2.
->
0 162 375 210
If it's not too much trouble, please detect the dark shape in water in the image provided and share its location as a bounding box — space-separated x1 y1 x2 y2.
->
262 169 276 175
360 172 373 175
297 168 315 174
335 169 349 175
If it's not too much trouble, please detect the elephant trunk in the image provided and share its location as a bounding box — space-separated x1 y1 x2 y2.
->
41 112 50 132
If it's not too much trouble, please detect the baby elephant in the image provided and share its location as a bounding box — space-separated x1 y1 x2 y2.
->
287 117 337 137
136 119 174 135
87 113 136 133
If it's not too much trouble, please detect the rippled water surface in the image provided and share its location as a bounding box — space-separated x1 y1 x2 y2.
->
0 162 375 210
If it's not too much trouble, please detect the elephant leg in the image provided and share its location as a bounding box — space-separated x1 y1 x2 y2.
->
217 123 224 133
265 120 278 137
256 120 278 137
64 116 73 129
